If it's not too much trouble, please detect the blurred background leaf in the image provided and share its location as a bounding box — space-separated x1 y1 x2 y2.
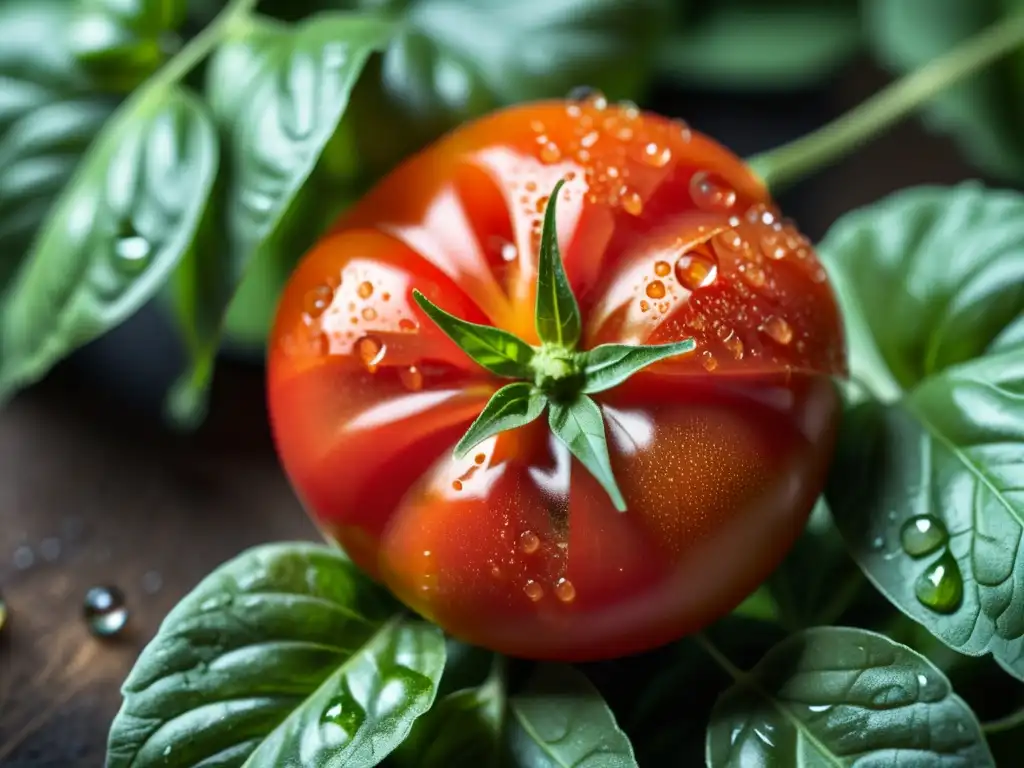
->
864 0 1024 181
656 0 862 92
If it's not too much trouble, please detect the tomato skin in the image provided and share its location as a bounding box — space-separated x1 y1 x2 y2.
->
268 98 846 660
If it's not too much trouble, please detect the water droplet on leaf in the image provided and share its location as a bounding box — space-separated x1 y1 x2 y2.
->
83 586 128 637
321 684 366 734
915 552 963 614
900 515 948 558
114 233 152 271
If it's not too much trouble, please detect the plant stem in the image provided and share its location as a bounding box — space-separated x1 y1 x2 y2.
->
982 706 1024 734
749 12 1024 192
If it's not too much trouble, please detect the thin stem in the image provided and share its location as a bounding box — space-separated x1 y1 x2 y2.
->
691 632 747 682
982 706 1024 735
749 12 1024 192
151 0 259 88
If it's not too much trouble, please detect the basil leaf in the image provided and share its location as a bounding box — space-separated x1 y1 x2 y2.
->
413 289 536 378
167 12 391 425
819 184 1024 679
535 179 581 349
347 0 670 174
454 382 547 460
580 339 696 395
0 0 117 294
507 663 638 768
70 0 187 93
657 1 861 91
864 0 1024 181
0 85 218 403
705 627 994 766
548 396 626 512
106 542 446 768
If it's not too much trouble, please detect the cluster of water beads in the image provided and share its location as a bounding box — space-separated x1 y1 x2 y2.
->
895 514 963 614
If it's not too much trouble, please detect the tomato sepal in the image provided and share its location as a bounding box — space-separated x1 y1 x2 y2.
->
549 395 627 512
579 339 697 394
453 382 547 460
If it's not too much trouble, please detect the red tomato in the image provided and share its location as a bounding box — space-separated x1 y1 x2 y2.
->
268 96 846 661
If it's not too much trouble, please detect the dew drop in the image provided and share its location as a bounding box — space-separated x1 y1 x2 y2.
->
356 336 386 372
674 249 719 291
398 318 418 332
523 580 544 601
399 365 423 392
320 686 366 734
639 300 649 312
114 232 152 271
654 260 670 277
361 307 377 322
540 142 561 164
12 545 33 570
645 280 666 299
900 515 948 558
642 142 671 167
500 241 518 262
452 480 463 491
761 315 793 345
760 236 788 261
304 285 334 318
580 131 599 148
474 453 486 464
690 171 737 211
915 552 963 613
83 585 128 637
620 187 643 216
743 263 766 288
520 530 540 554
724 333 744 360
357 281 374 299
713 229 742 253
535 195 551 214
567 85 602 103
701 350 718 371
554 578 576 603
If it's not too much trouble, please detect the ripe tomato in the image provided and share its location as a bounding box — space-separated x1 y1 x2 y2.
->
268 95 846 661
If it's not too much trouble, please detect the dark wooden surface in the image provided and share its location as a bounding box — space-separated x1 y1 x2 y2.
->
0 61 980 767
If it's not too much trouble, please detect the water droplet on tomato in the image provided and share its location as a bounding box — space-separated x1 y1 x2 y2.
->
690 171 736 211
567 85 602 102
639 300 650 312
761 315 793 345
361 307 377 321
674 249 718 291
554 578 576 603
654 260 670 277
580 131 599 148
620 187 643 216
356 336 386 372
520 530 540 554
357 281 374 299
915 552 963 613
84 586 128 637
642 142 671 167
760 234 788 261
399 365 423 392
523 580 544 601
474 453 486 464
743 263 766 288
701 351 718 371
540 142 561 164
530 120 545 133
900 515 948 558
303 285 334 318
713 229 742 253
398 318 418 332
535 195 550 214
452 480 463 491
645 280 666 299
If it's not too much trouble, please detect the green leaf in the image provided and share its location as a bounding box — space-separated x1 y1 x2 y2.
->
819 184 1024 679
345 0 671 174
580 339 696 394
0 0 117 294
413 289 536 378
705 627 994 766
70 0 187 92
863 0 1024 181
454 382 547 459
548 396 626 512
0 85 218 403
167 12 391 425
106 542 446 768
820 184 1024 402
393 658 506 768
507 663 638 768
657 1 861 91
535 179 581 349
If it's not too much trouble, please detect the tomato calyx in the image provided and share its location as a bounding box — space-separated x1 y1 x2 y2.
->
412 179 697 512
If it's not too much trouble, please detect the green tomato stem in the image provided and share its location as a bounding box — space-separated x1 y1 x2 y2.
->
749 12 1024 193
981 706 1024 735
